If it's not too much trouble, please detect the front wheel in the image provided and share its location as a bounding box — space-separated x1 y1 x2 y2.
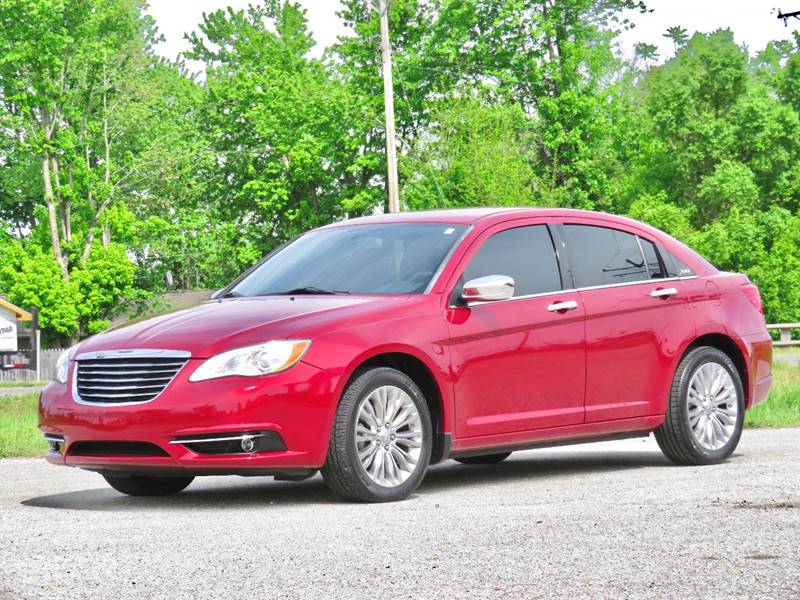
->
103 474 195 496
321 367 432 502
655 346 744 465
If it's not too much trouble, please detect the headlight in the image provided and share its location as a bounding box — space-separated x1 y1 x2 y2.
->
188 340 311 382
54 346 75 384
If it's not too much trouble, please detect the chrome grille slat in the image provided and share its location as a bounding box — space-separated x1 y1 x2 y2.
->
79 391 160 399
74 352 188 405
77 376 174 383
78 362 186 369
79 368 182 375
78 383 167 391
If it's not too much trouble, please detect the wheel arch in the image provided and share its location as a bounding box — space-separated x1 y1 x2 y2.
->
680 333 750 407
339 349 451 464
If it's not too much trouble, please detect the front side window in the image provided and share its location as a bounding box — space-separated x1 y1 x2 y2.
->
462 225 562 297
230 223 467 296
563 224 648 288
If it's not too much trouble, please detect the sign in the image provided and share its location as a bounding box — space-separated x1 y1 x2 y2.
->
0 305 17 352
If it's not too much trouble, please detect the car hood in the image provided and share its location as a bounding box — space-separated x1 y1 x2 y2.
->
76 295 410 358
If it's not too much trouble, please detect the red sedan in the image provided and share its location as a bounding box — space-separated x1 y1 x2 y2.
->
39 208 773 502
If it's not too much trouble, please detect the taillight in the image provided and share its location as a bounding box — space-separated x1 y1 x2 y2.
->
742 283 763 314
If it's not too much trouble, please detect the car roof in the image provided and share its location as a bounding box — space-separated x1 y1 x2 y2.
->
322 207 640 228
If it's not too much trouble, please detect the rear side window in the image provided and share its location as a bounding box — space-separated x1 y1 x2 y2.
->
562 225 648 287
639 238 667 279
463 225 561 297
663 250 696 278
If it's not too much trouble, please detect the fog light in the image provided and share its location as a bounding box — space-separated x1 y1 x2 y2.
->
43 434 65 454
241 436 256 453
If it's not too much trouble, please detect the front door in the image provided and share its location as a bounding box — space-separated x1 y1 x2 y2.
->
446 221 586 439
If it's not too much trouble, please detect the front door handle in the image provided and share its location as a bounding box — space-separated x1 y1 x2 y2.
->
547 300 579 313
650 287 678 299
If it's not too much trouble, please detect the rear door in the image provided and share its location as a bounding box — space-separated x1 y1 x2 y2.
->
446 220 586 438
559 221 695 422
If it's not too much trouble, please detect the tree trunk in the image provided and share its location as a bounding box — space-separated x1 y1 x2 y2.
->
51 157 71 243
41 155 69 280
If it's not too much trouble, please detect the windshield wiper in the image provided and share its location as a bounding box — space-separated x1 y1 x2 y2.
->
273 286 350 296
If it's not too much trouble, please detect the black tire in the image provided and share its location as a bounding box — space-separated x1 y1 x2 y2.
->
321 367 433 502
453 452 512 465
655 346 745 465
103 474 195 496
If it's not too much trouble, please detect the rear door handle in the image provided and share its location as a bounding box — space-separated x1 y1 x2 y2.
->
650 287 678 298
547 300 579 312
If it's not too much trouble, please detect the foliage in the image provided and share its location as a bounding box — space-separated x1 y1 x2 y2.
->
185 2 379 252
0 393 48 458
746 361 800 428
403 100 539 209
0 239 139 342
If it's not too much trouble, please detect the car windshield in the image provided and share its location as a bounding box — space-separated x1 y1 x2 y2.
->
230 223 468 296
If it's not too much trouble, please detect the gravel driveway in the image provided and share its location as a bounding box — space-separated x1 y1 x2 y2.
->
1 429 798 599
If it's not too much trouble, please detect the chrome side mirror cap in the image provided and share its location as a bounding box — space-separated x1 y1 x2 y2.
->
209 288 225 300
461 275 515 303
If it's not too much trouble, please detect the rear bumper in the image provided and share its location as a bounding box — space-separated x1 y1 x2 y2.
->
741 331 773 409
38 360 339 473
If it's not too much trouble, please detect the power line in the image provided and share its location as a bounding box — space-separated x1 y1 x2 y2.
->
777 8 800 26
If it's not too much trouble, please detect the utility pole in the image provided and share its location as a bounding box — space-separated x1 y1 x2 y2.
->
373 0 400 213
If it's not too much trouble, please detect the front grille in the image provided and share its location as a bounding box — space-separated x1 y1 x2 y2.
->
76 354 188 404
68 441 170 457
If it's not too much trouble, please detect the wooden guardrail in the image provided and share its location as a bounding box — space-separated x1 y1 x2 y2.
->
768 323 800 348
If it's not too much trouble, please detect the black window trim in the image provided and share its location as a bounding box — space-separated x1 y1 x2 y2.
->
636 234 671 280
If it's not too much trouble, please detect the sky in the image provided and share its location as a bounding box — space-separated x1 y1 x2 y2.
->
146 0 799 67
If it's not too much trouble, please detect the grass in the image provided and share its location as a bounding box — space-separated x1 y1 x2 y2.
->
746 360 800 428
0 393 47 458
0 362 797 458
0 381 47 388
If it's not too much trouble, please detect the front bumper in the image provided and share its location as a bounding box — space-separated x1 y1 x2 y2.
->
38 360 339 474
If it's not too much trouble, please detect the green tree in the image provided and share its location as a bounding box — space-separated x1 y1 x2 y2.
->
403 100 538 208
663 26 688 53
187 2 380 251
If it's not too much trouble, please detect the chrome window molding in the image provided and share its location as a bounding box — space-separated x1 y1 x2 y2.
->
574 275 698 293
459 287 576 308
453 275 698 308
71 349 191 407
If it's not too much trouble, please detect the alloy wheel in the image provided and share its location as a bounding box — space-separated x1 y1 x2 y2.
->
687 362 738 451
355 385 423 487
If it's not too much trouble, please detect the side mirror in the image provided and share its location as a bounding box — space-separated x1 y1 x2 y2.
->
461 275 515 303
209 288 226 300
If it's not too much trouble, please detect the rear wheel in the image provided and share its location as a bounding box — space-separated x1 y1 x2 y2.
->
454 452 512 465
322 367 432 502
655 346 744 465
103 474 194 497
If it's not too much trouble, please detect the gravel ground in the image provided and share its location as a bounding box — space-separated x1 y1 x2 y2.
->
1 429 798 600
